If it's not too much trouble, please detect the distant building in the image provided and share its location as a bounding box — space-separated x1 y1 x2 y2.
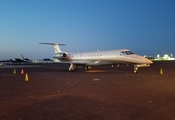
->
154 54 175 61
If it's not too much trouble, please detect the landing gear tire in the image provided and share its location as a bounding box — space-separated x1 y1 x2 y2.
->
134 70 138 74
85 66 91 70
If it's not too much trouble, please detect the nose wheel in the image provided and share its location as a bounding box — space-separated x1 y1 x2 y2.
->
134 65 138 73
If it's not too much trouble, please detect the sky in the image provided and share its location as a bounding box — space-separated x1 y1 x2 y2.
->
0 0 175 59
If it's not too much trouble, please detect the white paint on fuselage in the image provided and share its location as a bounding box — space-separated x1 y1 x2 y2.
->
56 49 152 65
40 42 153 72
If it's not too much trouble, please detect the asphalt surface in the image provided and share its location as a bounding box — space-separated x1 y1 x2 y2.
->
0 61 175 120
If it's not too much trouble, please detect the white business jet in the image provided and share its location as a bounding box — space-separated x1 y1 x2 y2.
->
40 43 152 73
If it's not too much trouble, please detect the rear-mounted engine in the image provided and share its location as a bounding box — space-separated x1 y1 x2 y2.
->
54 53 68 60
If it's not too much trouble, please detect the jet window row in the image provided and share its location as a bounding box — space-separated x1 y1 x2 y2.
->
73 54 102 58
120 51 134 56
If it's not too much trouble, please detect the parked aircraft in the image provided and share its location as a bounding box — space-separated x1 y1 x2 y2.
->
40 43 153 73
0 58 26 64
21 54 54 63
0 55 36 65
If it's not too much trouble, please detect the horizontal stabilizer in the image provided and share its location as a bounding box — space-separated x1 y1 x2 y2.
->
39 43 66 46
39 42 65 54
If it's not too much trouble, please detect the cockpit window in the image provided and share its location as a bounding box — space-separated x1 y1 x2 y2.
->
120 51 134 56
126 51 134 55
120 51 127 56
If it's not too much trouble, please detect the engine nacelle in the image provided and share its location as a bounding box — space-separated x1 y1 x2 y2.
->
54 53 68 60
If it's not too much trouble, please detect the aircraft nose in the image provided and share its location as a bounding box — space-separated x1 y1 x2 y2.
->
136 55 153 64
145 58 153 64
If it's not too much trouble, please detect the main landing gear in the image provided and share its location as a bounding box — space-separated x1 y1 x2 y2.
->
69 64 91 71
69 63 76 71
85 66 91 70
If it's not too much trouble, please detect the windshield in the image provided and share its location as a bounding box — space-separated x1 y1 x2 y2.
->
120 51 134 56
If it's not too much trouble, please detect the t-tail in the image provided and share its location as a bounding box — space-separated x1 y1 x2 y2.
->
40 42 68 60
39 43 65 54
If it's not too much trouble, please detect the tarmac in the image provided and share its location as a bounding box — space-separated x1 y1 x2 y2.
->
0 61 175 120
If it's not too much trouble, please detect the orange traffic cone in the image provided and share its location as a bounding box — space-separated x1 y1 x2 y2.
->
21 69 24 75
25 73 29 82
13 69 16 74
160 68 163 75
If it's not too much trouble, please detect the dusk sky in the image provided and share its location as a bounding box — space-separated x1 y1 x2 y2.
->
0 0 175 59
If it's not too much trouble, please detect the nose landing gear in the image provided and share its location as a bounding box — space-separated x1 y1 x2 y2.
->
134 65 138 73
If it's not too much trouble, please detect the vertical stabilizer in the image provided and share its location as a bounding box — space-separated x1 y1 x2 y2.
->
39 43 65 54
53 43 61 53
